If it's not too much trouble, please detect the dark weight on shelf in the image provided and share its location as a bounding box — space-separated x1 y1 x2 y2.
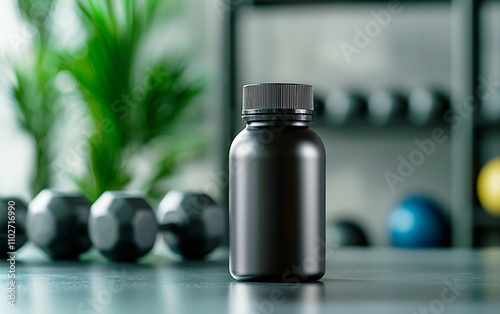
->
408 88 449 126
324 90 367 126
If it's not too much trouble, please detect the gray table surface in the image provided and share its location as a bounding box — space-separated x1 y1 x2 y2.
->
1 245 500 314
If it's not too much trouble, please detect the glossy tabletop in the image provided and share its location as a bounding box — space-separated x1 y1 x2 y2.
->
1 245 500 314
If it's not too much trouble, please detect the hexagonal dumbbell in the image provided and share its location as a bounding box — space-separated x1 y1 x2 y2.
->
0 198 28 257
89 190 225 262
88 191 158 262
27 190 92 259
157 191 224 259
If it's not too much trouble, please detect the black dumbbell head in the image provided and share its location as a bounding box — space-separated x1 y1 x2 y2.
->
89 192 158 262
325 90 366 126
157 191 224 259
328 220 370 247
0 198 27 257
408 88 448 126
368 90 406 126
27 190 92 259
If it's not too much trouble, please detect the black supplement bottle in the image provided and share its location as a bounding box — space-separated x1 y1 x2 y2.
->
229 83 326 282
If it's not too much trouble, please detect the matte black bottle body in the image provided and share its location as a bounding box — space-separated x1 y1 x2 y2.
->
229 121 326 282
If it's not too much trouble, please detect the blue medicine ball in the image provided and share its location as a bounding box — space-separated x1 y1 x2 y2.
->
389 197 451 247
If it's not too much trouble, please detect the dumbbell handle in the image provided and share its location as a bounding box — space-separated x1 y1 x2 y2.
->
158 222 179 233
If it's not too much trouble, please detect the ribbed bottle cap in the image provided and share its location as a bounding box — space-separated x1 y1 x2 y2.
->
242 83 314 121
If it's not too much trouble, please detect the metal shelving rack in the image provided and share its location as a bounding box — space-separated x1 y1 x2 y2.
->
222 0 495 247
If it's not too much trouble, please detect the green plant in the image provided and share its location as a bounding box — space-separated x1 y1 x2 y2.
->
11 0 60 196
9 0 205 201
64 0 205 201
